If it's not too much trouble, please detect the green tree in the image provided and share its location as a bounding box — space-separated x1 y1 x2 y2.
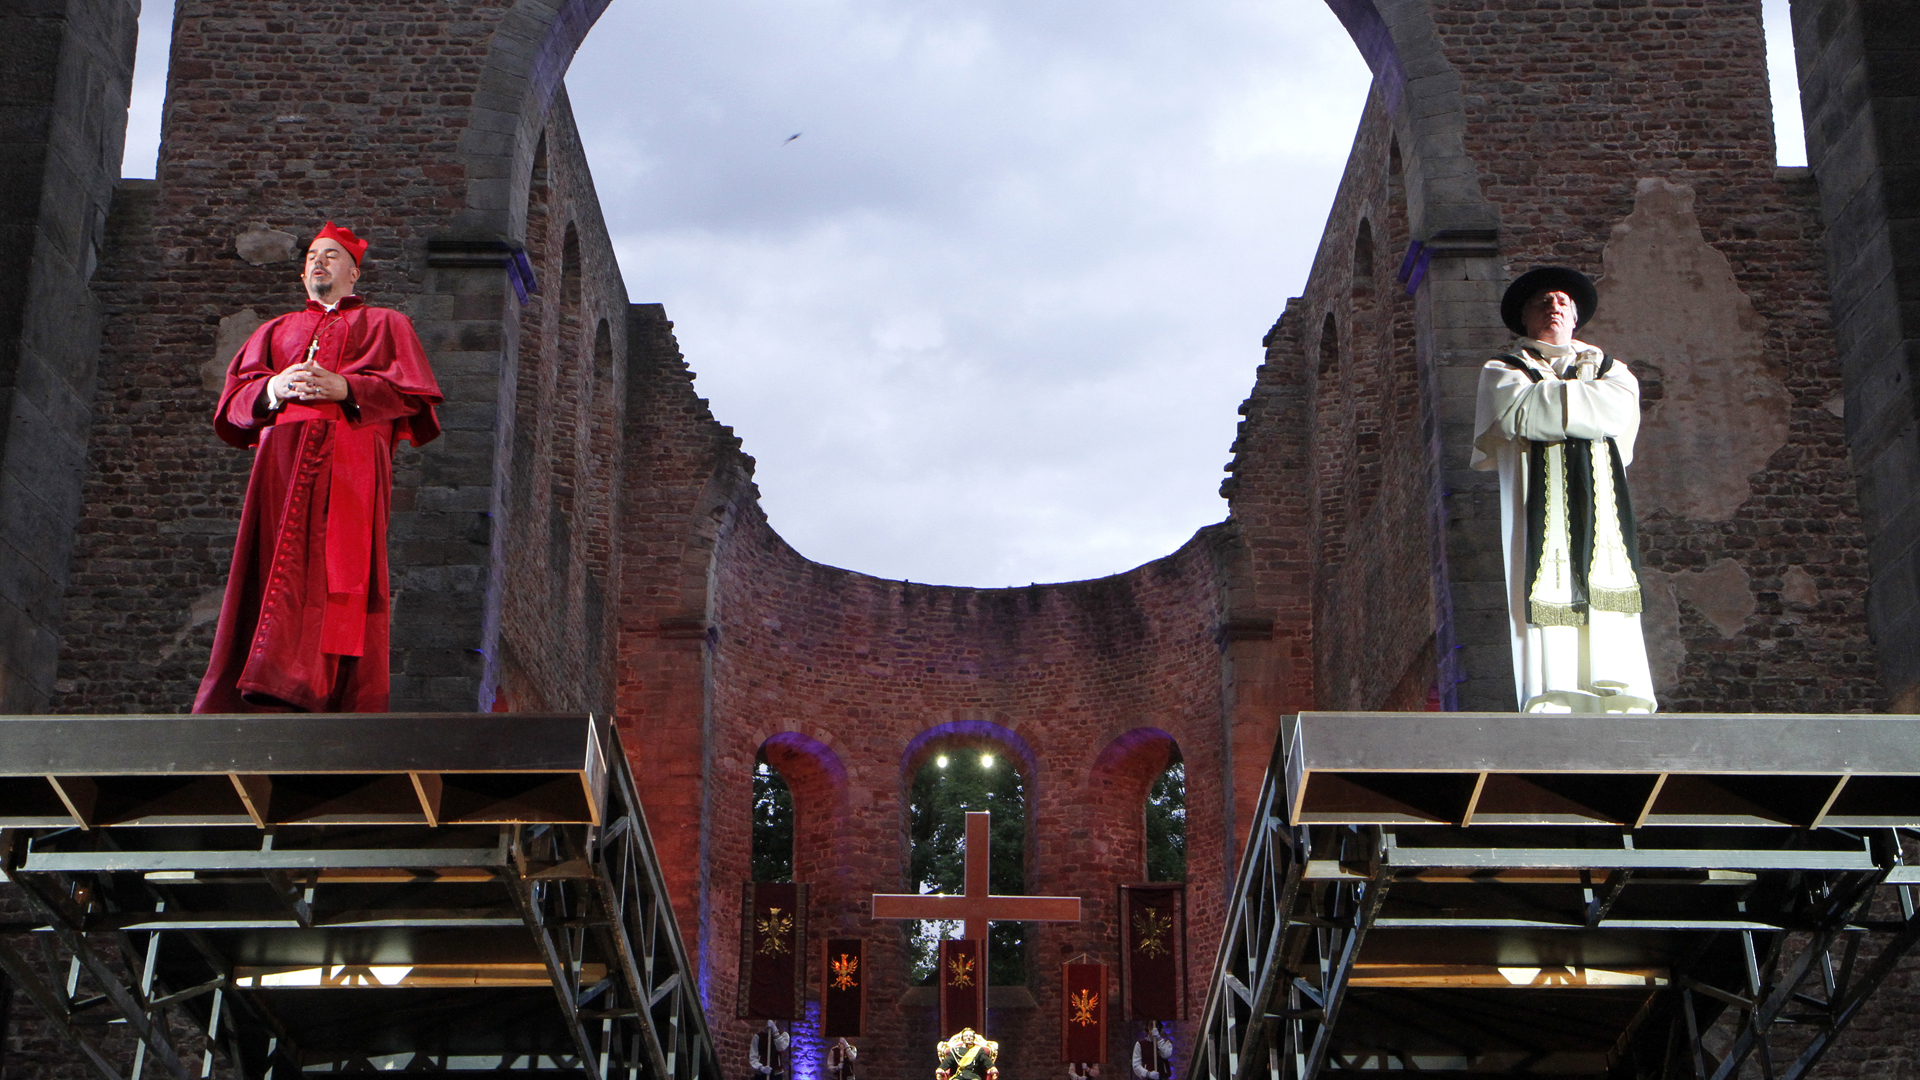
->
1145 759 1186 882
907 747 1026 985
753 753 794 882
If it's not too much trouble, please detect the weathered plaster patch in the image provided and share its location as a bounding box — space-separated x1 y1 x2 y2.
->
154 584 226 664
1583 178 1789 521
235 226 298 266
1639 568 1684 694
1672 558 1755 639
204 309 265 391
1781 565 1819 610
1636 558 1754 693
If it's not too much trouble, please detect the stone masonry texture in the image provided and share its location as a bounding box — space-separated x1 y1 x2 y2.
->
0 0 138 714
0 0 1917 1076
1789 0 1920 715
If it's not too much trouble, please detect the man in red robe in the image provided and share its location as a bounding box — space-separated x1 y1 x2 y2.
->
193 222 443 713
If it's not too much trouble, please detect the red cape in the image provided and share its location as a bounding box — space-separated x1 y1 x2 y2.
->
193 296 442 713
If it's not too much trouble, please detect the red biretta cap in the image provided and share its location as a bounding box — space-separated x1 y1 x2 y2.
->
312 221 369 264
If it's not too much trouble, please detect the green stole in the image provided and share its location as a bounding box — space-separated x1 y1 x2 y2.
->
1495 353 1644 626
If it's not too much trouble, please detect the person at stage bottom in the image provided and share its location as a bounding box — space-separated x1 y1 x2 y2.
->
826 1038 859 1080
936 1028 999 1080
1471 266 1657 714
193 222 442 713
750 1021 790 1080
1133 1024 1175 1080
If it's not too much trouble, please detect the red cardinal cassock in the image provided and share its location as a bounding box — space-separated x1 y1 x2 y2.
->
193 295 442 713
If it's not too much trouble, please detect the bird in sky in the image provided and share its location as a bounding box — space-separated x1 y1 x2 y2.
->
784 133 802 144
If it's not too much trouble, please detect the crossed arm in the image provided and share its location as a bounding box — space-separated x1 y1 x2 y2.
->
1473 354 1642 467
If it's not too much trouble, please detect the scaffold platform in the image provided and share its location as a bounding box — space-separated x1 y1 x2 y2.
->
0 713 718 1080
1192 712 1920 1080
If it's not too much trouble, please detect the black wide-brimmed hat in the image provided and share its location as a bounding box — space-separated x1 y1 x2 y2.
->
1501 266 1597 337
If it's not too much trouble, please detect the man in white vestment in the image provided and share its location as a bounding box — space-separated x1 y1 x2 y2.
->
1472 266 1658 713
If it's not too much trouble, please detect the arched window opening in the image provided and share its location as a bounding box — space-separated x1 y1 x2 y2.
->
1144 758 1186 882
511 130 553 524
907 745 1027 986
753 748 795 882
1091 727 1182 882
1352 218 1375 299
1315 312 1347 564
592 317 614 383
550 222 584 585
1384 143 1418 429
561 223 582 308
1350 218 1383 519
584 318 618 593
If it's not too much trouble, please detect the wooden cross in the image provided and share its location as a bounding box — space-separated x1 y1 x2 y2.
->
871 810 1082 942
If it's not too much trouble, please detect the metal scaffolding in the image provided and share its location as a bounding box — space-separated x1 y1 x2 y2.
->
1191 712 1920 1080
0 713 719 1080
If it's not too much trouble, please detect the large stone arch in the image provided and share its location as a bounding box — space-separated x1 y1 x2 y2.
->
1313 0 1509 709
1321 0 1498 245
456 0 614 239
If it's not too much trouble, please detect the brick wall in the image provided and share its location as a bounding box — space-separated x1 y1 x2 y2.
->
485 91 627 717
1229 91 1442 714
701 510 1235 1080
11 0 1919 1077
51 1 618 714
1247 0 1885 715
1438 0 1879 713
611 310 1265 1076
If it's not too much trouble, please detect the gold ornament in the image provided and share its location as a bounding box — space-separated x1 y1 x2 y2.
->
831 952 859 990
1070 988 1099 1027
756 907 794 954
947 953 975 988
1134 908 1173 958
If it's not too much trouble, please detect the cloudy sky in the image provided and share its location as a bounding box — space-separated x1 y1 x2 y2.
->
122 0 1806 589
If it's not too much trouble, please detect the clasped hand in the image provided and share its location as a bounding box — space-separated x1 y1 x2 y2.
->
270 358 349 404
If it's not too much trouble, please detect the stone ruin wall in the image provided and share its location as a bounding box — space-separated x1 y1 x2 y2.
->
1788 0 1920 716
1238 0 1908 1066
1238 0 1885 716
486 95 627 719
7 1 640 1069
698 516 1235 1080
48 1 625 718
0 0 138 715
611 308 1281 1079
1435 0 1880 714
1229 89 1440 714
4 0 1920 1077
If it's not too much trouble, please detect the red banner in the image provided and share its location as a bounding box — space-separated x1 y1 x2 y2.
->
1121 884 1185 1021
939 938 984 1037
822 937 865 1038
1061 962 1108 1064
738 882 808 1018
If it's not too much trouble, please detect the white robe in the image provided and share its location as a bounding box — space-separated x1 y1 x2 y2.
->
1471 338 1658 714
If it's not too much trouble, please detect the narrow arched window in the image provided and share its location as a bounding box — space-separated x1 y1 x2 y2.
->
550 222 584 583
1352 218 1375 298
1144 758 1186 882
753 749 795 882
907 745 1027 986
